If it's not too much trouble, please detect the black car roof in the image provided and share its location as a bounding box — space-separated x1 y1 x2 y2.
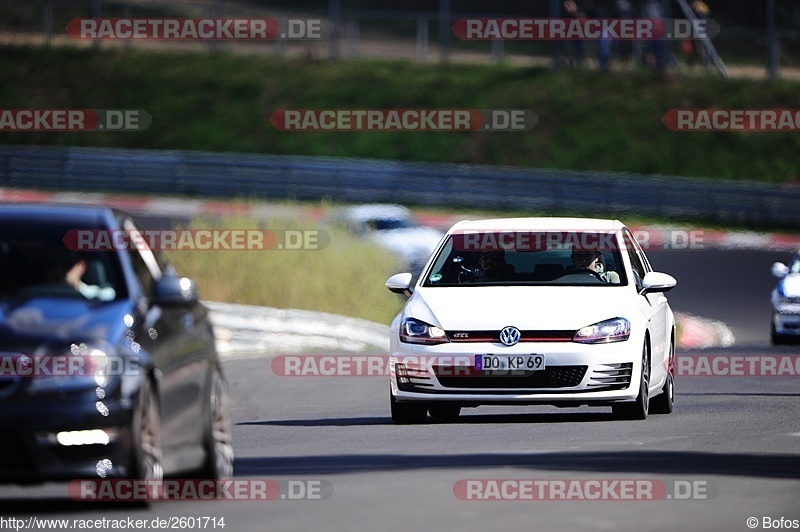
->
0 203 125 227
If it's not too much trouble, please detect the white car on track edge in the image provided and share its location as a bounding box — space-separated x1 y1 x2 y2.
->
770 251 800 344
385 217 677 424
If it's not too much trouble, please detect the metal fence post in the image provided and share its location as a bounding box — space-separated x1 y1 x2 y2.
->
491 39 504 62
210 0 223 55
43 2 53 46
91 0 101 49
277 17 288 56
548 0 561 67
767 0 779 81
329 0 341 59
438 0 450 63
123 4 132 50
416 17 429 62
347 18 359 57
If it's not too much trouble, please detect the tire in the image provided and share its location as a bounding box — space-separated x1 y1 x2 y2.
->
428 405 461 420
613 342 650 421
390 392 427 424
771 323 787 345
194 368 234 480
650 338 674 415
130 376 163 497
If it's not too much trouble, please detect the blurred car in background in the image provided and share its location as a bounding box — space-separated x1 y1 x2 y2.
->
770 251 800 344
0 204 233 485
328 204 444 275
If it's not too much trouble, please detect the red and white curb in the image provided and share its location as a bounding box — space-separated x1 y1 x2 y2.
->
674 312 735 350
206 301 390 358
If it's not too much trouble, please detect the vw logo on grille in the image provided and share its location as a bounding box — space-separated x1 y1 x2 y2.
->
499 326 521 346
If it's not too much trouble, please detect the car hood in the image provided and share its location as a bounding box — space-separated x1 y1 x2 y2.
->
408 286 636 331
0 297 131 344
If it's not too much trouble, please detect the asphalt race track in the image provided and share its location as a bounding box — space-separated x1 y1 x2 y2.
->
1 246 799 532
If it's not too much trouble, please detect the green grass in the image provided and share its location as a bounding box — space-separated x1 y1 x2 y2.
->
163 214 405 324
1 44 800 182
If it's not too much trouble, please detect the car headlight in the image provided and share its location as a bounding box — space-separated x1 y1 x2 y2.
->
400 318 449 345
27 343 113 394
573 318 631 344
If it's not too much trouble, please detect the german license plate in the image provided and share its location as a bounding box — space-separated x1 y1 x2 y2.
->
475 354 545 372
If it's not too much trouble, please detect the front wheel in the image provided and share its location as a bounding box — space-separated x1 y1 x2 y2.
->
771 323 788 345
650 339 674 415
612 342 650 420
195 368 234 479
131 377 163 483
390 392 427 424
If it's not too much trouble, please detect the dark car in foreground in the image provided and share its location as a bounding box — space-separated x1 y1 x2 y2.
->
0 204 232 485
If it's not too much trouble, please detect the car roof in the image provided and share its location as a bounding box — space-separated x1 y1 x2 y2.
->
0 202 121 226
447 217 625 233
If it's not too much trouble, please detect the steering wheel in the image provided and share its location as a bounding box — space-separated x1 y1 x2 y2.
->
458 267 485 283
454 256 486 284
559 268 605 282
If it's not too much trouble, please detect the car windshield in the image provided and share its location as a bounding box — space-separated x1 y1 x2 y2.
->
790 254 800 274
0 222 126 302
422 230 628 287
364 218 414 231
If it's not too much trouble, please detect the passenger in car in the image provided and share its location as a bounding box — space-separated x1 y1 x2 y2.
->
42 246 116 301
594 253 621 284
569 250 620 283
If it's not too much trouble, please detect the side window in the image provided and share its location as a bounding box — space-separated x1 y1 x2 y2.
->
623 231 646 290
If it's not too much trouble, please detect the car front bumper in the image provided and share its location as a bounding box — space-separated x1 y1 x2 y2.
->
773 306 800 336
0 384 135 483
389 339 644 406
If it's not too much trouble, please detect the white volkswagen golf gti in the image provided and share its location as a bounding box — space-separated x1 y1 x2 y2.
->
386 217 677 424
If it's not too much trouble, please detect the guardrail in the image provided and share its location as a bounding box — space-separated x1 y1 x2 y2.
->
1 144 799 226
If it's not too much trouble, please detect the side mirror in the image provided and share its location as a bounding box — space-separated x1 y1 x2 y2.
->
772 262 790 279
386 272 413 297
641 272 677 294
152 276 198 305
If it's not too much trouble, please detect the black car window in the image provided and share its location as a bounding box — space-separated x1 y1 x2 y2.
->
422 231 628 287
0 221 125 301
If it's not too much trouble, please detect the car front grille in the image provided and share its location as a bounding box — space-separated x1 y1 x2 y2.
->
446 330 576 343
586 363 633 390
434 365 587 389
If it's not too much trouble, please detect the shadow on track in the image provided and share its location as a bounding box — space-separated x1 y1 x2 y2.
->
233 450 800 479
239 411 615 427
681 392 800 397
0 497 151 514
